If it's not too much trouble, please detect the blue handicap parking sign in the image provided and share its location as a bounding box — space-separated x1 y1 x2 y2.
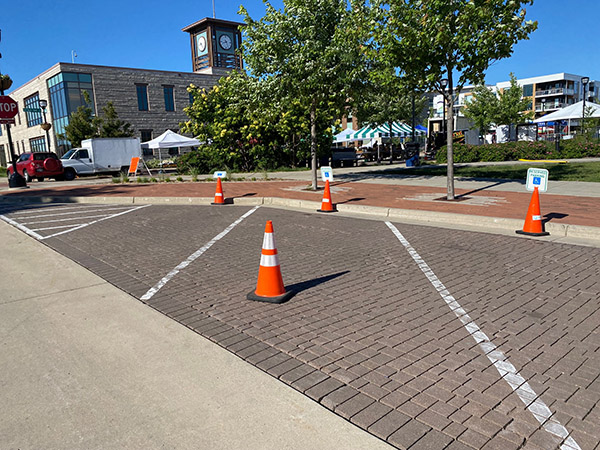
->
324 171 330 178
533 176 541 185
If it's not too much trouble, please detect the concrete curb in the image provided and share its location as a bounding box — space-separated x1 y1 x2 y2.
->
2 194 599 243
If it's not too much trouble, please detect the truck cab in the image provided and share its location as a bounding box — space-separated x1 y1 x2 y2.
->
61 148 95 179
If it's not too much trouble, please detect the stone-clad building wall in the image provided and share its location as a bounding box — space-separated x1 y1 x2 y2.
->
0 62 223 164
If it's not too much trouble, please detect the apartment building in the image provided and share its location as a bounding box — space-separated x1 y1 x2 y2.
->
427 72 598 144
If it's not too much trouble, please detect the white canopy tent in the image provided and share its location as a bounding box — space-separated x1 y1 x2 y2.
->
141 130 201 149
533 101 600 135
141 130 201 171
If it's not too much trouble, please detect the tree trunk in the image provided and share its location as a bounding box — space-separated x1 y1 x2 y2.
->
446 75 455 201
310 100 318 190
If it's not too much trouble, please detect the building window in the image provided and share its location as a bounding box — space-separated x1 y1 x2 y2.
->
523 84 533 97
47 72 94 152
141 130 153 156
163 86 175 111
30 136 47 152
168 147 179 156
189 92 195 105
0 144 6 167
25 94 43 127
136 84 149 111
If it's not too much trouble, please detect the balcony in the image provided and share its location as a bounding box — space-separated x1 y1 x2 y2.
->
535 102 566 112
535 87 575 97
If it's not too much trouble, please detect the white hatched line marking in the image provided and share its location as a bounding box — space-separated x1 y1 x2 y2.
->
41 205 151 240
140 206 260 302
11 205 134 219
6 203 117 214
22 213 120 225
31 224 85 231
385 222 581 450
0 215 44 240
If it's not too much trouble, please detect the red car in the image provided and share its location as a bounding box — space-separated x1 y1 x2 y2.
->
7 152 64 182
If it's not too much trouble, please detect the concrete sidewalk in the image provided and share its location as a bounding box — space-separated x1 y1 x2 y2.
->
0 220 392 450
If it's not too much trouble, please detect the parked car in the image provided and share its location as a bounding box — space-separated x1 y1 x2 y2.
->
6 152 65 182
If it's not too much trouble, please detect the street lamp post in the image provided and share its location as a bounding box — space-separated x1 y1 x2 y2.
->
38 99 52 152
581 76 590 136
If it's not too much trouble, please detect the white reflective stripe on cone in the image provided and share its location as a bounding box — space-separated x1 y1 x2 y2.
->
262 232 276 250
322 199 330 202
215 193 223 196
260 253 280 267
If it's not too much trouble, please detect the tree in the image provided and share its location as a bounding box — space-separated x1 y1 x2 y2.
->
464 73 533 141
240 0 366 189
62 103 97 147
97 102 134 138
495 73 534 126
373 0 537 199
62 93 134 147
463 85 499 139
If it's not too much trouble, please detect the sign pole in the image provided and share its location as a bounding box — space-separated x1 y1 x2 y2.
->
0 78 27 188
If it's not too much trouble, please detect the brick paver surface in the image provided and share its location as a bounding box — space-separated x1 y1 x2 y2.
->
4 202 599 449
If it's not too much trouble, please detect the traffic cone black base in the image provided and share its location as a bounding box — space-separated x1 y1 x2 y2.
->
317 208 337 213
247 289 295 304
516 229 550 237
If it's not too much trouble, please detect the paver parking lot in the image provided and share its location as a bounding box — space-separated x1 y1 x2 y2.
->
3 202 599 449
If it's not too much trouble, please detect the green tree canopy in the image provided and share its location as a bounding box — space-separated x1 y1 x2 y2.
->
464 73 534 139
463 85 499 137
240 0 366 188
62 94 134 147
372 0 537 199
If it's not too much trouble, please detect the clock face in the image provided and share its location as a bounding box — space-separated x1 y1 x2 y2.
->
219 34 232 50
198 35 206 53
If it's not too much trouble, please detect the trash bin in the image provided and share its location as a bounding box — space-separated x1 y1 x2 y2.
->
405 142 420 167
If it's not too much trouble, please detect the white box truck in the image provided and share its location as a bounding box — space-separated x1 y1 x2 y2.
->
61 137 141 180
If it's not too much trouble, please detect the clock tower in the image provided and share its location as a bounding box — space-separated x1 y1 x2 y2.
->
182 18 243 75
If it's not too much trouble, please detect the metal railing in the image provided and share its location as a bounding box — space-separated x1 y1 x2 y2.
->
535 87 575 97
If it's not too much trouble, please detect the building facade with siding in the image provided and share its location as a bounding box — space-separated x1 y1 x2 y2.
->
0 62 223 164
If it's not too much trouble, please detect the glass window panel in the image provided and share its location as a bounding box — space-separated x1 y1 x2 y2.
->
78 74 92 82
164 86 175 111
63 73 78 82
137 85 149 111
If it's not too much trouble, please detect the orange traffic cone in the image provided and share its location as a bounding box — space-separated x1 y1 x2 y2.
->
317 179 337 213
211 177 225 205
516 187 549 236
247 221 295 304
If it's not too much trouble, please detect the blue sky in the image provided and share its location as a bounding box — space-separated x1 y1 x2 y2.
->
1 0 598 90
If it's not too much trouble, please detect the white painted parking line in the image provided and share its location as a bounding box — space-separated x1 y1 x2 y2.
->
22 213 124 225
0 204 151 241
11 205 135 219
385 222 581 450
40 205 151 240
141 206 260 302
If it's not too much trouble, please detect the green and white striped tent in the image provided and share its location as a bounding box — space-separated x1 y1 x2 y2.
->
334 122 425 143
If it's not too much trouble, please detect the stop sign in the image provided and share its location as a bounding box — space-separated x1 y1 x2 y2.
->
0 96 19 119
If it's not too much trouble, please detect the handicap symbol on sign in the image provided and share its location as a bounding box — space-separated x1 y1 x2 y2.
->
533 176 541 185
324 171 330 178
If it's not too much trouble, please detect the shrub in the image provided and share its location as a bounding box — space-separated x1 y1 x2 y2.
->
436 140 600 163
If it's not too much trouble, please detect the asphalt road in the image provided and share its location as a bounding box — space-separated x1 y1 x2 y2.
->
2 202 599 449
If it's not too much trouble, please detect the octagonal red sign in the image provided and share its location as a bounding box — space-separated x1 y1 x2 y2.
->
0 96 19 119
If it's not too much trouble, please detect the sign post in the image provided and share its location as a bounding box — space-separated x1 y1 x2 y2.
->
0 94 27 188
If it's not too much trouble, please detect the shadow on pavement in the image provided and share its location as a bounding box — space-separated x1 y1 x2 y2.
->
543 212 569 224
287 271 350 294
